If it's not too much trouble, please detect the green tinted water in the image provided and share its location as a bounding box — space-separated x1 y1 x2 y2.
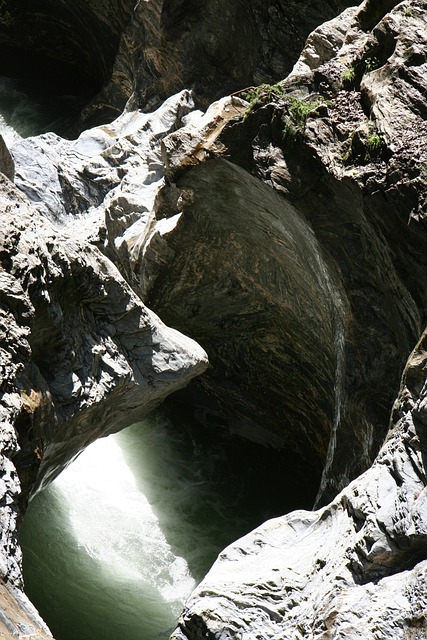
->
20 410 307 640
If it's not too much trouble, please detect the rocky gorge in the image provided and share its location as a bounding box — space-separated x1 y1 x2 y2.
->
0 0 426 637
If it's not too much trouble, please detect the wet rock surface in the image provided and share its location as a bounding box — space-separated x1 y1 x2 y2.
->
0 0 426 637
172 328 427 640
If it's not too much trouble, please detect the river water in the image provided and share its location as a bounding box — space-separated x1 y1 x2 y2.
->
19 409 309 640
2 86 319 640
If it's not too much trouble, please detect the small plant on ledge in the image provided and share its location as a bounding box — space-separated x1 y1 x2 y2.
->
365 122 385 160
341 122 386 166
342 65 356 88
237 83 288 119
282 95 329 151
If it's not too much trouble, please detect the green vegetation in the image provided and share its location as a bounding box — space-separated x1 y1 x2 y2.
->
364 56 380 73
341 56 380 89
402 6 413 16
282 96 329 151
239 83 287 118
365 122 384 159
0 0 14 27
341 122 385 166
342 66 356 87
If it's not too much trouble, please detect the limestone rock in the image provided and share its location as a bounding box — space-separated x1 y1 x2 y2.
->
165 1 427 637
172 328 427 640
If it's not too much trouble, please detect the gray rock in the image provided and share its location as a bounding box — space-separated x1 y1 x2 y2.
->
0 92 209 637
0 2 425 639
0 134 14 181
167 1 427 637
0 172 208 499
172 328 427 640
215 0 426 502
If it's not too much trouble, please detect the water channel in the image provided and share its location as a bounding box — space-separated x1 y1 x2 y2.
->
19 408 315 640
2 83 319 640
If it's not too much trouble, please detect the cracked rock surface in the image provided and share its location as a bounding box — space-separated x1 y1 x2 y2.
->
0 0 426 637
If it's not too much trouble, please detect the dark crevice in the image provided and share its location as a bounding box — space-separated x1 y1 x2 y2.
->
0 0 125 136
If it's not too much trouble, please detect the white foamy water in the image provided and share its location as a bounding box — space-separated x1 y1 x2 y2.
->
20 412 261 640
0 111 22 146
55 435 196 605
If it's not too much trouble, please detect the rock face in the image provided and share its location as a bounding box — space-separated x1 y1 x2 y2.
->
0 0 425 637
145 158 344 468
165 0 427 637
0 165 208 500
172 328 427 640
0 134 14 181
0 94 209 633
0 0 358 130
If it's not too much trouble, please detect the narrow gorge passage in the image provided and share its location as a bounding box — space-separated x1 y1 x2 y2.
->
19 409 319 640
0 73 91 143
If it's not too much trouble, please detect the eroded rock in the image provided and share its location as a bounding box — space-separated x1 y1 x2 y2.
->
172 328 427 639
0 173 208 500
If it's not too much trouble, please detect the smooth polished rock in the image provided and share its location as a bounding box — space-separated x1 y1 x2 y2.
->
172 328 427 640
145 158 346 471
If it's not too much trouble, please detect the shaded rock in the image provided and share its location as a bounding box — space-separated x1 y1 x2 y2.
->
0 0 359 131
165 1 427 636
0 0 136 129
214 0 426 502
0 134 14 181
172 328 427 640
144 158 346 472
97 0 359 116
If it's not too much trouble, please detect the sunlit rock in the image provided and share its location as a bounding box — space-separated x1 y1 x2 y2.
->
0 173 208 498
173 328 427 640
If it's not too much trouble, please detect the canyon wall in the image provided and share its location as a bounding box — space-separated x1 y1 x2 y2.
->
0 0 426 637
